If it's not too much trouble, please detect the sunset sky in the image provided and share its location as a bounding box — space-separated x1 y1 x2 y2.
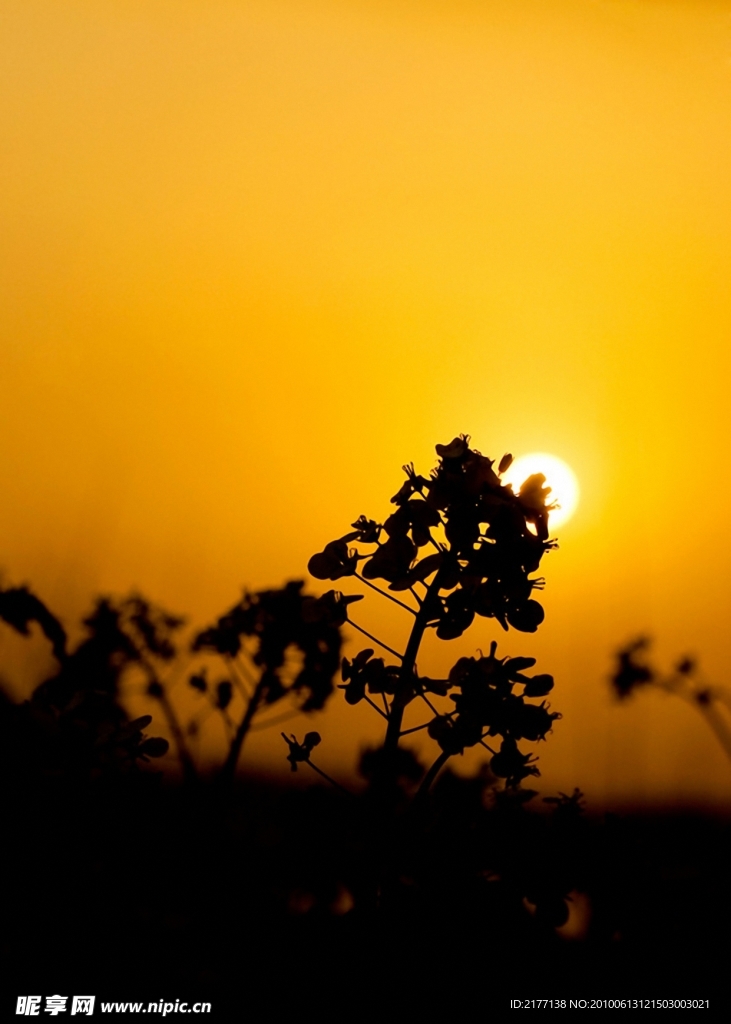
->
3 0 731 808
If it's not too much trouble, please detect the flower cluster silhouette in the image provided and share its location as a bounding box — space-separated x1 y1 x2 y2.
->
304 435 561 792
309 436 556 639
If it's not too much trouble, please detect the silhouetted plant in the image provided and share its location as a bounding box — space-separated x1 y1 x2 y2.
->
190 581 345 782
301 434 561 793
283 435 595 927
611 637 731 764
4 442 729 993
0 587 173 784
0 581 344 786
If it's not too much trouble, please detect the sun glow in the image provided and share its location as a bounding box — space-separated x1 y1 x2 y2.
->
502 453 580 529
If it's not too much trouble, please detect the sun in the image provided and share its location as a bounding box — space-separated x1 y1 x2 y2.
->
501 452 580 529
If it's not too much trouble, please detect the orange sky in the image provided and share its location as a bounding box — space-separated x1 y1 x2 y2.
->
2 0 731 809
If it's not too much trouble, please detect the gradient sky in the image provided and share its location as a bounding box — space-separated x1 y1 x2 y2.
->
3 0 731 808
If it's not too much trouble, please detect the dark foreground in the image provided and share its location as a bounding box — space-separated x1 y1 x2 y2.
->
2 770 728 1016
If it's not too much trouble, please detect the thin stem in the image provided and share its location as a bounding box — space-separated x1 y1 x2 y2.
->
384 567 445 752
226 656 253 699
380 691 390 716
305 760 352 794
364 695 389 720
355 572 417 615
713 688 731 713
417 691 440 716
400 721 432 736
156 658 188 694
186 705 213 740
656 675 731 764
656 677 683 698
347 618 404 660
219 673 267 783
408 586 422 607
157 686 198 783
250 707 304 731
140 659 197 784
192 704 214 725
415 749 451 798
695 699 731 764
235 651 259 687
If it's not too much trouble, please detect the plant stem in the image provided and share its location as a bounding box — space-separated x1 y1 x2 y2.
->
415 749 451 798
661 676 731 765
383 570 443 752
696 699 731 763
400 721 431 736
156 685 198 784
219 674 267 782
417 690 439 716
226 655 253 699
364 695 389 720
250 706 303 731
355 572 417 615
140 658 197 784
347 618 404 660
305 760 352 794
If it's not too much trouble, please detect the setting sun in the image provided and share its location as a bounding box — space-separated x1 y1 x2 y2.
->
502 453 580 530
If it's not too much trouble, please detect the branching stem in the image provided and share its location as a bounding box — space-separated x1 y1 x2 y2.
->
354 572 417 615
417 690 440 716
400 721 432 736
219 674 267 783
347 618 404 660
365 695 389 720
384 568 444 751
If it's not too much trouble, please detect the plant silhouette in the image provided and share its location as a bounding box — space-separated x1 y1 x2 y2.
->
0 581 346 787
304 434 561 794
3 435 726 1002
0 588 173 785
611 637 731 764
288 434 591 930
